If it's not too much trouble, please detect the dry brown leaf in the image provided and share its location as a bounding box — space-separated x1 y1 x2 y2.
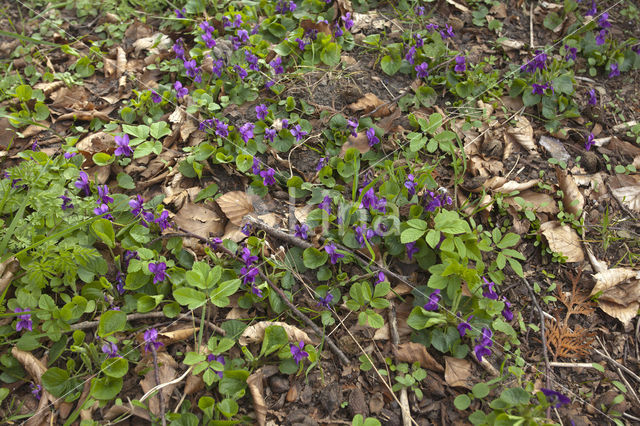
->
115 47 127 79
539 135 570 163
12 347 47 385
0 257 18 295
140 352 178 417
396 342 443 372
247 368 267 426
598 283 640 327
348 93 392 118
506 190 558 214
222 222 246 243
556 168 584 217
444 356 472 389
133 33 172 55
591 268 639 295
217 191 254 226
611 186 640 212
539 221 584 262
506 116 536 153
57 110 112 123
159 327 197 344
485 177 540 193
183 373 205 397
238 321 313 346
174 202 225 238
340 132 370 156
104 404 151 421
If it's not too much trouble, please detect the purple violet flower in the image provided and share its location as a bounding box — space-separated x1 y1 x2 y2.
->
405 174 417 198
241 223 252 236
207 354 225 378
342 12 354 30
531 83 550 95
347 119 358 137
270 57 284 75
215 119 229 138
59 195 74 210
502 297 514 321
245 51 259 71
114 134 132 157
30 383 41 400
175 8 186 18
406 242 419 260
457 314 473 337
354 224 375 248
200 20 215 34
173 39 185 59
454 55 466 73
426 23 439 32
290 340 309 365
241 247 259 266
149 262 167 284
316 157 327 171
295 223 309 240
174 81 188 99
75 171 91 196
585 133 595 151
94 204 113 220
129 195 144 216
405 45 416 64
423 289 441 311
97 185 113 205
541 388 571 408
143 328 163 353
609 63 620 78
256 104 268 120
596 29 607 46
585 0 596 16
64 152 77 159
239 122 255 143
598 12 611 29
240 266 259 285
415 6 425 15
334 25 343 38
15 308 33 332
264 128 276 143
415 62 429 78
366 128 379 146
520 50 547 73
102 341 120 358
318 196 332 214
155 210 171 231
260 168 276 186
234 65 248 79
564 45 577 61
474 327 493 361
482 277 499 300
252 157 261 174
440 24 455 39
325 243 344 264
588 88 597 106
414 33 424 48
317 293 333 309
291 124 308 142
296 37 308 51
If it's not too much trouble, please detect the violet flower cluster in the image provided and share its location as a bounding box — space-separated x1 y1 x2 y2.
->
239 247 262 297
15 308 33 332
423 189 452 212
290 340 309 365
360 187 386 213
143 328 163 353
207 354 226 379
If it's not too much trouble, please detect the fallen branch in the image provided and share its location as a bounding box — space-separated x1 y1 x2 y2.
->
389 302 412 426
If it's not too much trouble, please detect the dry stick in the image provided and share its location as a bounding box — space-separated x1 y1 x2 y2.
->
389 302 412 426
151 346 167 426
69 311 226 336
522 278 551 390
594 348 640 384
169 228 350 365
548 362 597 368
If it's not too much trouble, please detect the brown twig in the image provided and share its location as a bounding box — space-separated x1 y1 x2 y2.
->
68 311 226 336
151 346 167 426
171 227 350 365
522 278 551 389
596 337 640 409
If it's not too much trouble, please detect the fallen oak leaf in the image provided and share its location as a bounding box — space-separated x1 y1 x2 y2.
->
216 191 254 226
539 220 584 262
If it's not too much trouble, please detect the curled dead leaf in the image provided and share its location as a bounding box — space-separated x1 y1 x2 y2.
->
556 168 584 217
159 327 197 344
506 116 536 153
247 368 267 426
238 321 313 346
591 268 639 295
173 202 224 239
348 93 393 118
11 347 47 385
396 342 443 372
506 190 558 214
217 191 254 226
340 132 370 156
539 220 584 262
444 356 472 389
